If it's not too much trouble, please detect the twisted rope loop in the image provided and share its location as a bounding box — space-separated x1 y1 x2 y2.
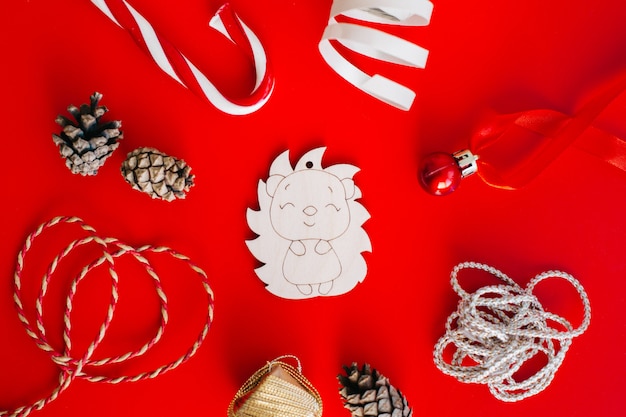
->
434 261 591 402
3 216 214 417
319 0 433 110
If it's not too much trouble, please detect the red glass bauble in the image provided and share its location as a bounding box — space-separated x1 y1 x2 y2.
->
419 152 463 196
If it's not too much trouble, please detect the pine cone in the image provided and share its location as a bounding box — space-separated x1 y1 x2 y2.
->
121 147 195 201
52 92 123 175
338 363 412 417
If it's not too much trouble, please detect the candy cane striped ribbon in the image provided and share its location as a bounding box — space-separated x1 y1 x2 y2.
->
91 1 273 115
2 216 214 417
319 0 433 111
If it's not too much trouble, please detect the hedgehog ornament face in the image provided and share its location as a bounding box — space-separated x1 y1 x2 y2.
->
268 169 353 242
247 147 371 299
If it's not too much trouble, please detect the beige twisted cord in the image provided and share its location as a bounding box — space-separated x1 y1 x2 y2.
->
434 261 591 402
3 216 215 417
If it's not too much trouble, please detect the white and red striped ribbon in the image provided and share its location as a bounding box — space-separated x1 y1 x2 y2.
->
90 0 274 115
319 0 434 111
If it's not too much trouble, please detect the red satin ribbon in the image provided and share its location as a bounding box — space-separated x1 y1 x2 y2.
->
469 74 626 189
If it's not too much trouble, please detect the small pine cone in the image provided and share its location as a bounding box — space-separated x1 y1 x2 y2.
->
52 92 123 176
121 147 195 201
338 363 412 417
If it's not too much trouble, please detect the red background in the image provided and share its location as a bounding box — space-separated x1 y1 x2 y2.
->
1 0 626 416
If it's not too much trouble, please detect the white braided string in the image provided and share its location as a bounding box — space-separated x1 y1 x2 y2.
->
434 261 591 402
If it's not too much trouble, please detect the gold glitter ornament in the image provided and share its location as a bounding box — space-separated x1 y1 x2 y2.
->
228 355 323 417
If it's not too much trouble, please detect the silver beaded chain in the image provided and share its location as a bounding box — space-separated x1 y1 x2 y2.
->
434 261 591 402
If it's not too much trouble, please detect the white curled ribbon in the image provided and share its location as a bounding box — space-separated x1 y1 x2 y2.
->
91 0 274 115
319 0 434 111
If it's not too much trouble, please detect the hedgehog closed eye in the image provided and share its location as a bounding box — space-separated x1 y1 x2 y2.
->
280 202 295 209
326 204 340 211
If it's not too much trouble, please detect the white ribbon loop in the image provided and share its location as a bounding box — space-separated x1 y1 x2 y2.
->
331 0 434 26
90 1 273 116
319 0 434 111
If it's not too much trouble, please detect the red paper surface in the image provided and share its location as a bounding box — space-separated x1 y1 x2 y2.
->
1 0 625 416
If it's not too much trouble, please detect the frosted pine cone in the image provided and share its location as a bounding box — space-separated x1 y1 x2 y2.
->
52 92 123 175
338 363 412 417
121 147 195 201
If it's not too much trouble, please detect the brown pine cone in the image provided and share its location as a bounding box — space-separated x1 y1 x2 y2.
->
52 92 122 175
121 147 195 201
338 363 412 417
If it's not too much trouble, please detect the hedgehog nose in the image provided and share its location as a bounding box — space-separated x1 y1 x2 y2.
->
303 205 317 216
